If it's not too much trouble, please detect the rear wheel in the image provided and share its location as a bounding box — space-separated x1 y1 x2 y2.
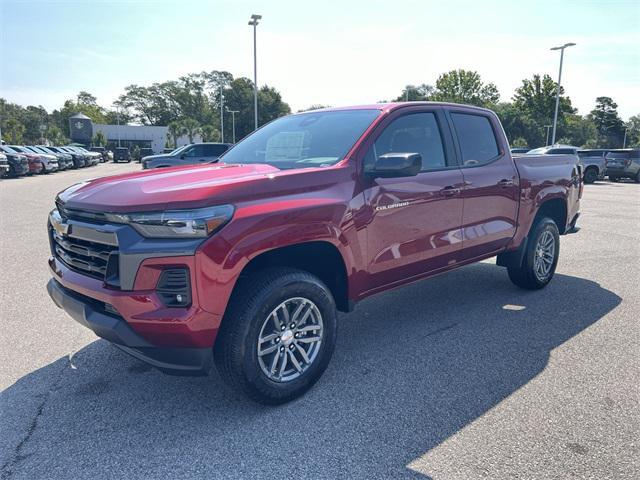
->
214 267 337 404
507 217 559 290
583 167 598 184
635 171 640 183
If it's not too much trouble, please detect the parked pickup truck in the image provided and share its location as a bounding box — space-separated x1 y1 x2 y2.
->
47 102 582 404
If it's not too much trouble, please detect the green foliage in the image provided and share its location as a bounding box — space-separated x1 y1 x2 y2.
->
393 84 434 102
200 124 220 142
625 114 640 148
131 145 141 160
587 97 626 148
3 118 25 144
181 118 201 143
45 125 68 146
511 137 529 148
167 121 183 148
92 131 107 147
431 70 499 107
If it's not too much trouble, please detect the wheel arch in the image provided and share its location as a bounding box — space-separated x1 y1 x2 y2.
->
239 241 351 313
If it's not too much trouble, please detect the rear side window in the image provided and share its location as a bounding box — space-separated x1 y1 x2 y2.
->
451 113 499 166
203 144 229 156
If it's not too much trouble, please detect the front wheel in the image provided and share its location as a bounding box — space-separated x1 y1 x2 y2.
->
214 268 337 404
507 217 560 290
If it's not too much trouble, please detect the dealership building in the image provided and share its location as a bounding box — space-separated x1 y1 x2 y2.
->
69 113 200 153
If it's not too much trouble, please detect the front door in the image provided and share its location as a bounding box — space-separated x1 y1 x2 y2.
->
362 108 465 292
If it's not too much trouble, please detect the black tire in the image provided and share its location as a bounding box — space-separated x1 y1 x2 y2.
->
583 167 598 184
635 171 640 183
507 217 560 290
214 267 337 404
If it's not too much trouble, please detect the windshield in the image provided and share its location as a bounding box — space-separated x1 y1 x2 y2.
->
220 109 381 169
0 146 18 154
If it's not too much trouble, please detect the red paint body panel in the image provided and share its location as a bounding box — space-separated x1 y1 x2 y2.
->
51 102 581 349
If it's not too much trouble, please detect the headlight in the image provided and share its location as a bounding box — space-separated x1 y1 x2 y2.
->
105 205 234 238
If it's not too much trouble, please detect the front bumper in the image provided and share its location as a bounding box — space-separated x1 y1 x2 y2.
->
47 277 213 375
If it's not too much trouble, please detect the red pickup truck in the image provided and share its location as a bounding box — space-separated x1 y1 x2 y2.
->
47 102 582 404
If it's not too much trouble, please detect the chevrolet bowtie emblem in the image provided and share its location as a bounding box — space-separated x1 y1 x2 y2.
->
52 219 71 236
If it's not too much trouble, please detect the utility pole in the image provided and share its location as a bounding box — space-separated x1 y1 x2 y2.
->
544 125 552 146
220 85 225 143
248 14 262 130
550 42 576 145
623 127 628 148
226 107 239 143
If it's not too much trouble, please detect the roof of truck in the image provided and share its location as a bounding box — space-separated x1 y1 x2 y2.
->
301 102 494 115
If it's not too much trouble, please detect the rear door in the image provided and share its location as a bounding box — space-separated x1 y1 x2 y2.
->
361 106 465 291
447 109 519 259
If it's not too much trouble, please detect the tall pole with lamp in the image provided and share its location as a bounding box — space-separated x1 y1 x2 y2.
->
248 14 262 131
550 42 576 145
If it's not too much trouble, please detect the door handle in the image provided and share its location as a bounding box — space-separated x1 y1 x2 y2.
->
441 185 461 197
497 179 514 187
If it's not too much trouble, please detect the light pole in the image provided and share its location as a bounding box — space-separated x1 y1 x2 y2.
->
248 14 261 131
544 125 552 146
226 107 239 143
550 42 576 145
623 127 628 148
220 85 225 143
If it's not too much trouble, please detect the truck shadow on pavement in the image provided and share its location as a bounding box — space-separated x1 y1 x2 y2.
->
1 262 621 479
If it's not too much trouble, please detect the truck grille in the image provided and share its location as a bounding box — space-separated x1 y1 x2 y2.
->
52 230 118 280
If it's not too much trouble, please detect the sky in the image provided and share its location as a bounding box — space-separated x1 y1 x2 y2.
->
1 0 639 119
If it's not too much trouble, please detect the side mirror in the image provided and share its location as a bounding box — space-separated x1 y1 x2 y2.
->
367 152 422 178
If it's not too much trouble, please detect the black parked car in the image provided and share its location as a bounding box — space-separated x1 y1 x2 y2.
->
0 149 29 177
141 143 232 169
48 146 85 168
114 147 131 163
138 148 154 162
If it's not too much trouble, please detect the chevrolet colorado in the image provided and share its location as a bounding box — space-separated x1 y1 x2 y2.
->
47 102 582 404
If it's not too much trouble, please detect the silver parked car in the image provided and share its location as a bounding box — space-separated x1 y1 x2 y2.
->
606 149 640 182
141 143 232 169
577 149 608 184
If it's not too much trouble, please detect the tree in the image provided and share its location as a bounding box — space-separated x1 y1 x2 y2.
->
625 114 640 148
45 125 67 146
93 131 107 146
588 97 625 148
297 104 331 112
512 74 576 146
200 124 220 142
393 84 434 102
431 70 499 107
511 137 529 148
167 121 183 148
180 118 200 143
3 118 25 144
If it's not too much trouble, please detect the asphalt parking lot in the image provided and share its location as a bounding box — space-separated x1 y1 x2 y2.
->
1 163 638 479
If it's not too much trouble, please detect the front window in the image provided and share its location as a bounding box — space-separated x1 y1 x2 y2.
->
220 109 381 169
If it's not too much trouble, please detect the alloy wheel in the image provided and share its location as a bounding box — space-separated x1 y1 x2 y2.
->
257 297 323 383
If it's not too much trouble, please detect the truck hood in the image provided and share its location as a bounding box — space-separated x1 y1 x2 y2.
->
58 163 292 212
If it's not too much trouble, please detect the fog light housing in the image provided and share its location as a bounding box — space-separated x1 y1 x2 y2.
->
156 268 191 307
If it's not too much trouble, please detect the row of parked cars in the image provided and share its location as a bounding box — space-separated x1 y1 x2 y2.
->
0 145 111 178
511 145 640 183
